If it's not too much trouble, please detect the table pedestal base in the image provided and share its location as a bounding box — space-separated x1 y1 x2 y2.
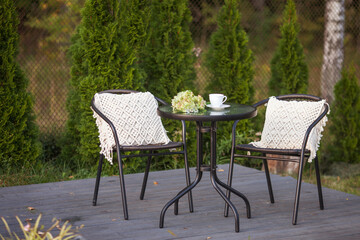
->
159 122 251 232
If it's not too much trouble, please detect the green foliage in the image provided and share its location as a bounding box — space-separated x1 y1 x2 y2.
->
205 0 254 104
327 66 360 164
140 0 197 168
0 214 83 240
216 129 262 169
141 0 196 100
268 0 308 96
26 0 84 54
0 0 41 169
62 0 149 169
204 0 254 156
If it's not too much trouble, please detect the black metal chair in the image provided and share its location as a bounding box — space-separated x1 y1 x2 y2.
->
225 94 329 225
91 89 193 220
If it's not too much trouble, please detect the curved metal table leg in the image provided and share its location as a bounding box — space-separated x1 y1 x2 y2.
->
210 172 240 232
159 121 251 232
209 121 250 232
159 172 202 228
160 121 204 228
213 173 251 219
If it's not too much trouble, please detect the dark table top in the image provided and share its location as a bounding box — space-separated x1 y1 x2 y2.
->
157 103 257 122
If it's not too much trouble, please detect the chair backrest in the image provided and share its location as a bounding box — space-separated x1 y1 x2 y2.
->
93 89 169 106
253 94 322 108
91 89 171 163
251 94 329 162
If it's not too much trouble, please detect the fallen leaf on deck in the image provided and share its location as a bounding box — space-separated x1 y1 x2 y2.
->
217 169 224 172
153 181 158 185
27 207 35 211
167 230 176 237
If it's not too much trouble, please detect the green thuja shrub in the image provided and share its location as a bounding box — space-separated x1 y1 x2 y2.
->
205 0 254 104
204 0 254 162
0 0 41 170
141 0 197 168
142 0 195 100
268 0 308 96
327 66 360 164
62 0 149 170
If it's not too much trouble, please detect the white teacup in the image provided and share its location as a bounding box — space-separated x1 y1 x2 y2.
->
209 93 227 107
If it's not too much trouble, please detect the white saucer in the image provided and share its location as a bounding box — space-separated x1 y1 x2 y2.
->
206 104 230 110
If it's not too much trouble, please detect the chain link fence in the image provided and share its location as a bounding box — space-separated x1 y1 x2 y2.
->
16 0 360 135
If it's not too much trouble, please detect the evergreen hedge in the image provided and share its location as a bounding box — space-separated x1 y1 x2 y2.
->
268 0 308 96
141 0 196 100
62 0 149 169
204 0 254 158
205 0 254 104
0 0 41 170
140 0 197 168
327 66 360 164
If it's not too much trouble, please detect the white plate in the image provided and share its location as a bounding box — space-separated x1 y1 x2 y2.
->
206 104 230 110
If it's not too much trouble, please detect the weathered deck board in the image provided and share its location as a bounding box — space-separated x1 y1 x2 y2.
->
1 164 359 240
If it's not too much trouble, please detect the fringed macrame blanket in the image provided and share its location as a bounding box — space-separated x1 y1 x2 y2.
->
250 96 329 162
92 92 170 164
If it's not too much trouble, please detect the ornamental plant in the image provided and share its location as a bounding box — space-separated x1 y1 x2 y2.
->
0 214 83 240
268 0 308 96
172 90 206 113
140 0 197 168
205 0 254 105
327 66 360 164
141 0 196 101
204 0 254 155
62 0 149 169
0 0 41 170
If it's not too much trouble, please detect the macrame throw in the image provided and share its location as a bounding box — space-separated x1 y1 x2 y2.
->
92 92 171 164
250 96 329 162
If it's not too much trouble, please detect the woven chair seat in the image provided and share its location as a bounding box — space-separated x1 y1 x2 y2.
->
236 144 310 156
120 141 183 151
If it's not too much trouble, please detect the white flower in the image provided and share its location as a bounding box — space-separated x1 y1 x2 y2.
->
171 90 206 113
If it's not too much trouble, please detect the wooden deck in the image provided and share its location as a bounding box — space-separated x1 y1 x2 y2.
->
1 164 359 240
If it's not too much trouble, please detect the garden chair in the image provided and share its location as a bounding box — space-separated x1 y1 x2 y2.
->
224 94 329 225
91 89 193 220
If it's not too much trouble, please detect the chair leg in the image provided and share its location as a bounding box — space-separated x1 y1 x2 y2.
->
263 158 275 203
224 148 236 217
183 147 194 213
292 155 306 225
117 153 129 220
174 147 194 215
93 154 104 206
314 156 324 210
140 153 152 200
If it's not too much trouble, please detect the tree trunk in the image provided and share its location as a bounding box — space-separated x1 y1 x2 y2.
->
321 0 345 103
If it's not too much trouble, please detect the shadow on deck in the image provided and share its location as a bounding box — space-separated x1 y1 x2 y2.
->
1 164 359 240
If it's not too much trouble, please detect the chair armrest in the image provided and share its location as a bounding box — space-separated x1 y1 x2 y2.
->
155 96 170 106
98 89 139 95
300 103 329 156
91 96 122 150
252 94 323 108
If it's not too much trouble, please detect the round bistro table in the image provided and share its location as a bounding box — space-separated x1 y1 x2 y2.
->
157 103 257 232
